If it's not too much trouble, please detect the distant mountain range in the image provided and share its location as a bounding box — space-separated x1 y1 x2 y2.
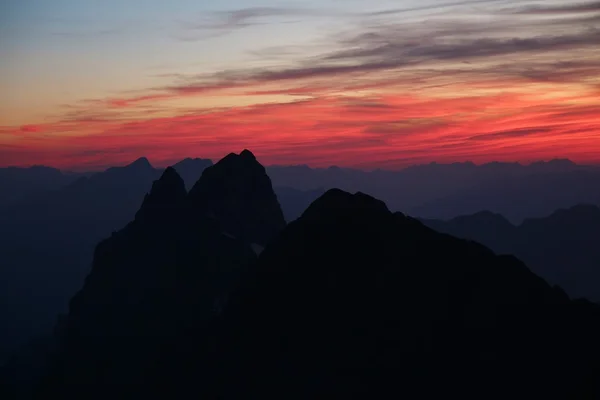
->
0 157 211 362
3 158 600 222
0 166 88 209
1 155 599 392
266 159 600 222
421 205 600 302
2 152 597 399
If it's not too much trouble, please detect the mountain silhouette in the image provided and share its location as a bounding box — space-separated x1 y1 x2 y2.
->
188 149 285 246
30 151 286 398
422 204 600 301
134 166 187 221
0 158 163 359
421 211 516 254
266 161 600 222
1 156 599 372
0 166 83 208
413 169 600 222
29 187 600 399
0 157 216 359
210 189 600 399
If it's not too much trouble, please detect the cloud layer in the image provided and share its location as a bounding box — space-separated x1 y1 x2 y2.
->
1 0 599 170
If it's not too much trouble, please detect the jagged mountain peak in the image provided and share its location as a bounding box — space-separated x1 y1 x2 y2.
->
126 157 153 170
101 157 156 181
240 149 256 160
134 166 186 222
217 149 262 171
188 150 285 246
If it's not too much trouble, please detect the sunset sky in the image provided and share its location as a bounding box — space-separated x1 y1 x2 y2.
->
1 0 599 170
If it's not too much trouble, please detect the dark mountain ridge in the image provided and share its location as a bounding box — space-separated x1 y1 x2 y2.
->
1 154 599 375
210 189 600 399
188 149 285 246
7 150 285 398
29 183 600 399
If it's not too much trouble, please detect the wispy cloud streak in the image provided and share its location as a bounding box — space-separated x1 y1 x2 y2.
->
2 0 600 169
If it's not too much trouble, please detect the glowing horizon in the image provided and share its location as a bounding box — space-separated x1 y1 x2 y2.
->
1 0 599 170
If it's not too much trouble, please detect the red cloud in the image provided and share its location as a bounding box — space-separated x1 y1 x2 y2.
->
2 89 599 171
3 6 600 170
19 125 43 133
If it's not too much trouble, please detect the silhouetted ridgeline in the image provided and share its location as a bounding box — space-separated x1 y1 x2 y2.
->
421 205 600 302
0 157 213 360
8 153 596 399
0 166 86 209
266 159 600 222
1 154 599 399
210 190 599 399
187 149 285 246
28 150 284 398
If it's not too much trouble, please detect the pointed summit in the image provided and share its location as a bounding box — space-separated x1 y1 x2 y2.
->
240 149 256 160
135 167 186 222
102 156 156 181
217 189 600 400
127 157 153 170
188 150 285 246
302 189 390 221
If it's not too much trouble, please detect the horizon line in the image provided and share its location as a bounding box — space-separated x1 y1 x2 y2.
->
3 156 599 174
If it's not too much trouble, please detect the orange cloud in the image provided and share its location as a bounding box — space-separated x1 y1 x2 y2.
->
1 1 600 170
1 87 598 170
20 125 44 133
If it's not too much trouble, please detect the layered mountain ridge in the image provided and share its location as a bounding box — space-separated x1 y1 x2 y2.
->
211 189 599 399
26 154 600 399
2 152 599 399
422 204 600 301
4 150 284 398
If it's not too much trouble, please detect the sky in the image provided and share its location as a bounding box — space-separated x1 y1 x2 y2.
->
1 0 599 170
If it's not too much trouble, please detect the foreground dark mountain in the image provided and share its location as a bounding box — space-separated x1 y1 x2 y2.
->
0 154 299 360
422 205 600 301
188 150 285 246
34 172 253 397
1 156 599 361
31 186 600 399
23 151 284 399
210 190 600 399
